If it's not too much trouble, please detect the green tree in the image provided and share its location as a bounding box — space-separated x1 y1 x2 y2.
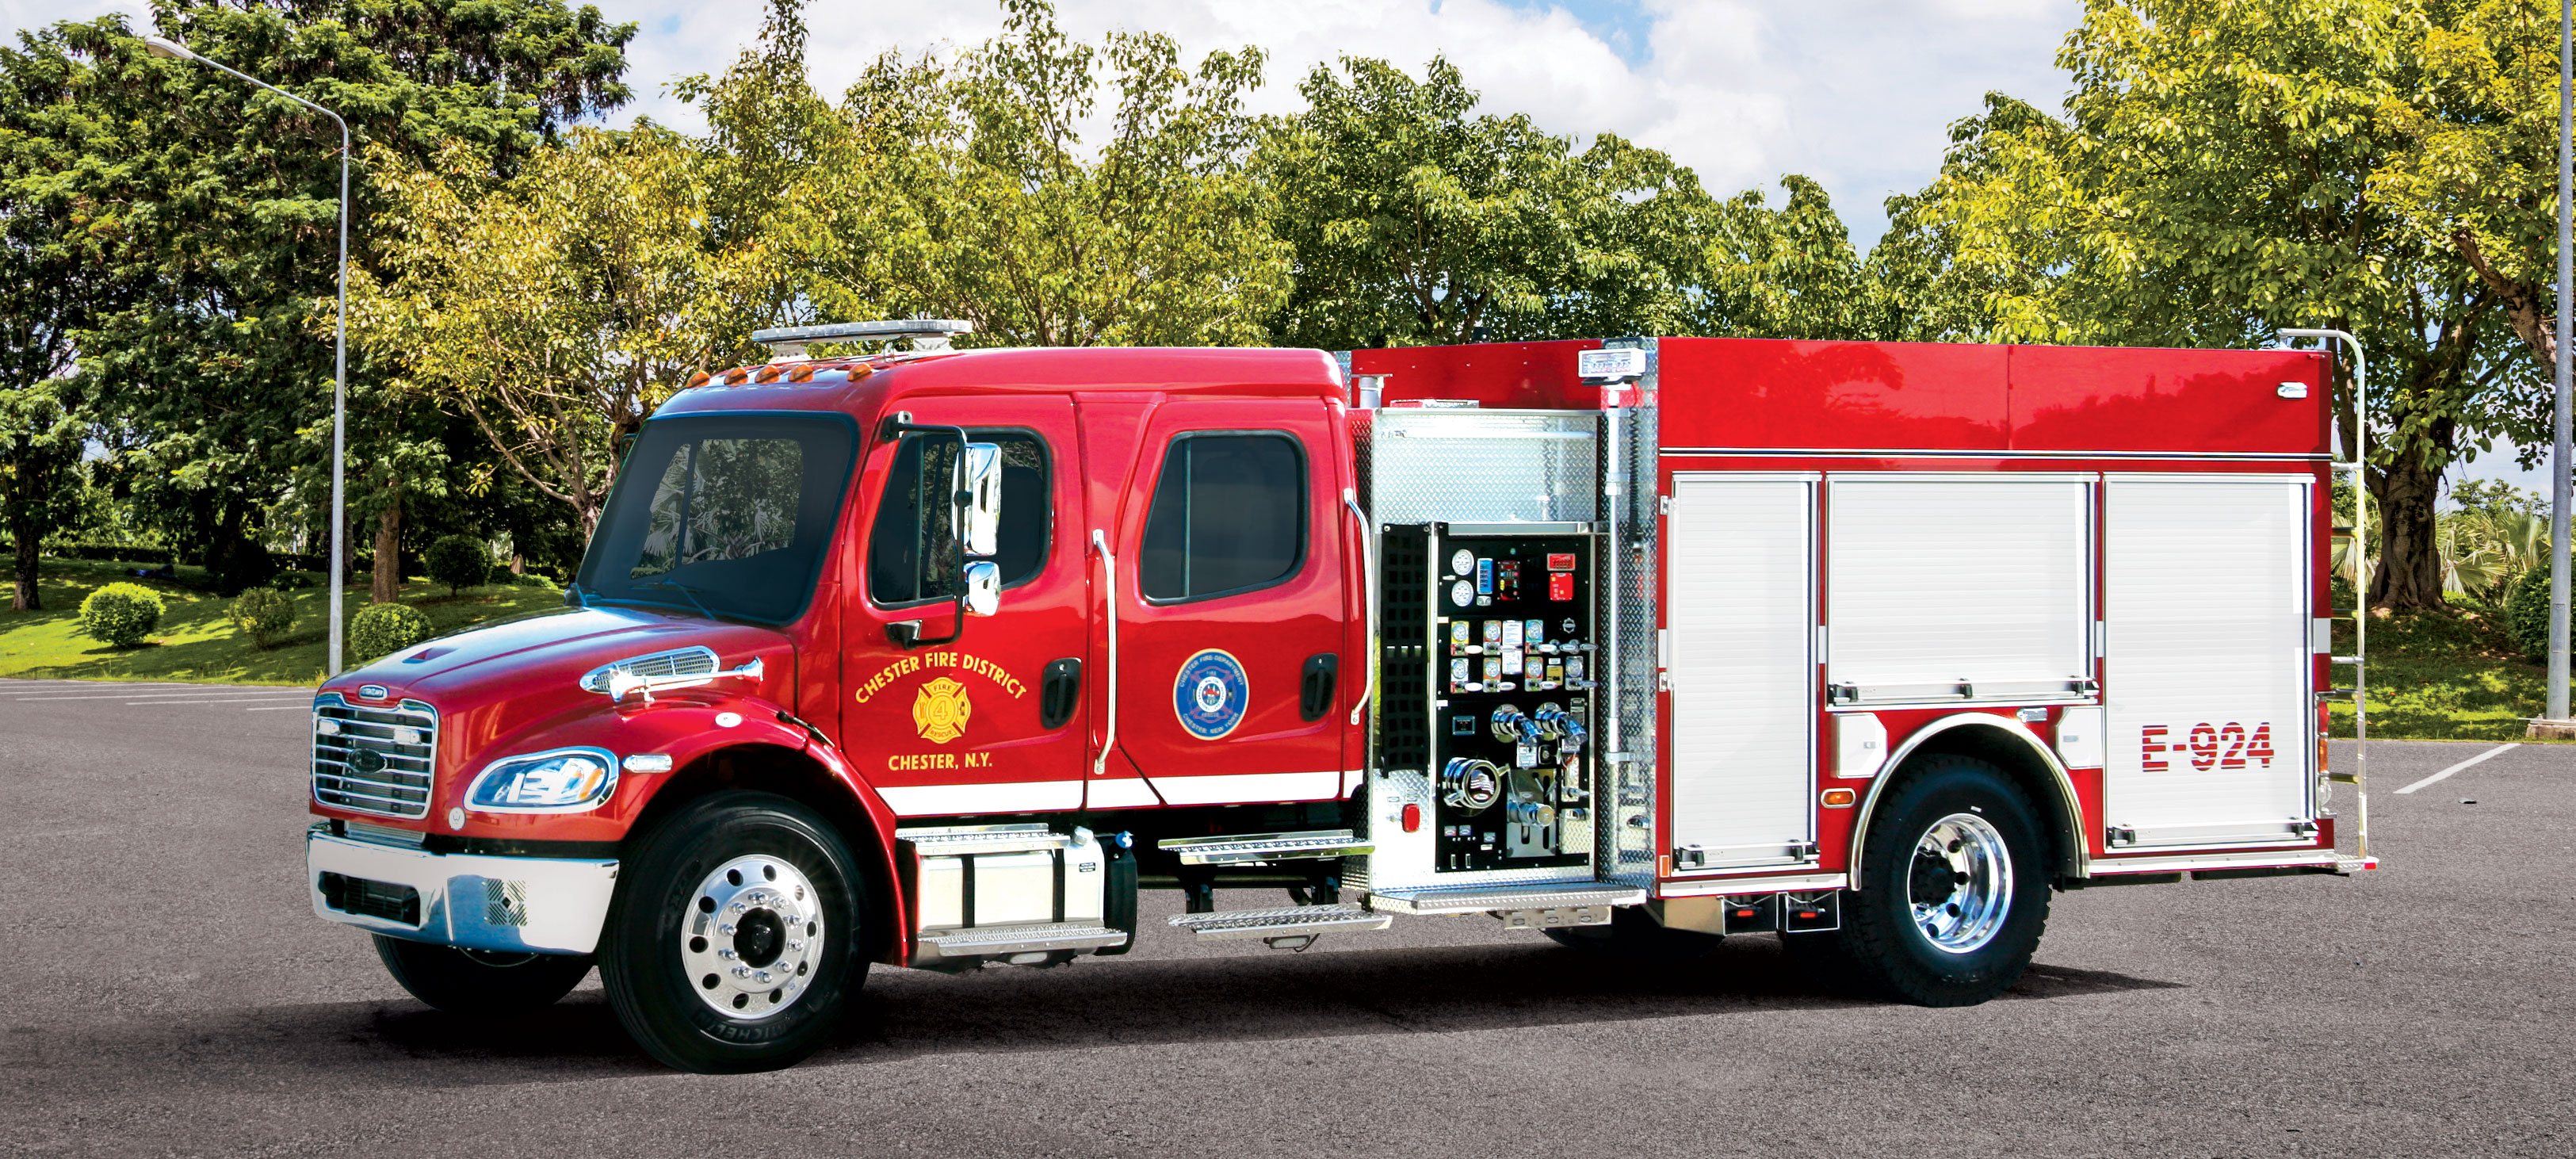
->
1877 0 2547 609
27 2 632 597
811 0 1289 346
0 28 127 610
348 126 762 534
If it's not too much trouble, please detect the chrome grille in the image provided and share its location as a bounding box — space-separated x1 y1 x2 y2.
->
580 646 719 694
312 693 438 819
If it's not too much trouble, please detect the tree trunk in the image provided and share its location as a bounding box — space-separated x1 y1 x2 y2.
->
2371 454 2447 610
372 499 403 604
9 517 37 613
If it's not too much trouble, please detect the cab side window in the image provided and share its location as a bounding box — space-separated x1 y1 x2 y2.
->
1139 433 1305 602
868 431 1049 606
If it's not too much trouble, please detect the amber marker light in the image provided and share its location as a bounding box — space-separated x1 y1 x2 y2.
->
1821 788 1857 808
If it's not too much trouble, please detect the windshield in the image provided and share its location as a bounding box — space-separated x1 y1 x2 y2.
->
576 413 858 623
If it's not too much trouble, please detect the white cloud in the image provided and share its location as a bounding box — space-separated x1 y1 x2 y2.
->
6 0 2081 247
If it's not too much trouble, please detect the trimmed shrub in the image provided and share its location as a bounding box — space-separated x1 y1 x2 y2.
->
268 570 319 591
424 534 491 597
350 602 434 663
78 583 166 648
2506 560 2554 662
228 587 297 648
514 572 559 591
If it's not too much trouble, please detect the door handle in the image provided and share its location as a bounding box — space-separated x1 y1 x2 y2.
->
1091 530 1118 776
1300 653 1339 722
1040 658 1082 729
1343 489 1374 725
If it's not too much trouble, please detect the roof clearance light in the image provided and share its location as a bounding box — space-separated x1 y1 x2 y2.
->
751 319 975 359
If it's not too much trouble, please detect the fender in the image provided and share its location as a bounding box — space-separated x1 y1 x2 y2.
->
1845 712 2089 887
472 695 911 956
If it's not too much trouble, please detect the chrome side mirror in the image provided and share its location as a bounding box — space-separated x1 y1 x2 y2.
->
961 560 1000 617
956 441 1002 559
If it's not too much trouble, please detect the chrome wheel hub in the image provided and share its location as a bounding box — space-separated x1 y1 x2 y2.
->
681 854 824 1020
1905 813 2012 954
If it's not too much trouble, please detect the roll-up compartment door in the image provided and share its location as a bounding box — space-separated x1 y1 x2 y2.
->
1825 476 2094 704
2103 475 2313 848
1666 473 1816 871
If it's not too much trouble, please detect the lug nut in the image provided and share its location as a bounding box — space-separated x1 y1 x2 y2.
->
733 966 751 978
718 923 736 935
717 948 736 959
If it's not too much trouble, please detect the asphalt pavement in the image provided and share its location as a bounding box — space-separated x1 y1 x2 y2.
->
1 677 2570 1157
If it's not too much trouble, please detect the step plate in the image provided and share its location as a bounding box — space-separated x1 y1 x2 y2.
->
1159 829 1374 866
1168 904 1392 941
1366 883 1646 916
915 923 1128 961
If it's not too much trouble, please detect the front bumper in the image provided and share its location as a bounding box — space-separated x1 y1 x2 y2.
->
306 828 618 954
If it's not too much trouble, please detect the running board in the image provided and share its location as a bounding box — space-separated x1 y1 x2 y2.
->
915 922 1128 962
2084 850 2374 878
1168 903 1391 942
1364 882 1645 916
1159 829 1372 866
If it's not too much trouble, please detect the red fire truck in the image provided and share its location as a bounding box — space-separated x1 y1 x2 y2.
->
304 321 2375 1073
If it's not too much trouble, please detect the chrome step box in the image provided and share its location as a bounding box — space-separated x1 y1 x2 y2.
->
900 824 1119 962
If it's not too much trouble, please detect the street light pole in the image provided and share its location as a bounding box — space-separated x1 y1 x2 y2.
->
2547 0 2576 731
144 33 350 678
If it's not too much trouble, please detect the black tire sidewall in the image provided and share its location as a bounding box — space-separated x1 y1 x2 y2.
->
373 935 593 1016
1850 755 2051 1004
602 791 866 1073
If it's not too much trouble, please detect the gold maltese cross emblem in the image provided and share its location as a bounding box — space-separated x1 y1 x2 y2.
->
912 677 972 744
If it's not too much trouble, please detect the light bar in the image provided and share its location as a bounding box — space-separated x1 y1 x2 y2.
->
750 319 974 358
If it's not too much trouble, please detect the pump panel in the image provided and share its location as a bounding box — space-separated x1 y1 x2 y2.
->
1428 529 1597 874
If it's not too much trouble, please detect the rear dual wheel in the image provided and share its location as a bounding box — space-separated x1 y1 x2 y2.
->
600 791 869 1073
1815 754 2052 1006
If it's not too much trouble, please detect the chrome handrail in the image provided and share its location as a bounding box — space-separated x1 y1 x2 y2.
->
1091 530 1118 777
1343 489 1376 728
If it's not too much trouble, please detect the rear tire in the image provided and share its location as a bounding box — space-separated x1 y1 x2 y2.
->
599 791 868 1073
373 935 592 1016
1837 754 2051 1006
1542 905 1725 962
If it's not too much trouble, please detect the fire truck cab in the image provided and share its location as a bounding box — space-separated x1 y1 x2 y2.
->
303 321 2372 1073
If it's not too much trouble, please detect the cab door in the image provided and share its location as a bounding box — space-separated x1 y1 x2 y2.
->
843 396 1090 817
1095 399 1351 805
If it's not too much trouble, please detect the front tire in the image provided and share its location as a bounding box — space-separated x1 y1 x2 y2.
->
599 791 869 1073
373 935 593 1016
1836 755 2051 1006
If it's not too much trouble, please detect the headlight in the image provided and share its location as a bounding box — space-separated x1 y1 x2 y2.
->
464 748 617 813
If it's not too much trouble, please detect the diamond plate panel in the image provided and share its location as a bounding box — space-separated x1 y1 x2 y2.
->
1367 409 1603 525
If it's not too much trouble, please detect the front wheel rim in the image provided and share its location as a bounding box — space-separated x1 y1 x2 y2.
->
1905 813 2012 954
679 854 826 1021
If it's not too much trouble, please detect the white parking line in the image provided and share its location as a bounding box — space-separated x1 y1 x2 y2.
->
114 696 314 706
2394 743 2519 795
244 706 311 712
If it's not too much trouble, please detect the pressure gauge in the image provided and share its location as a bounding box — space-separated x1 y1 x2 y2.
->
1450 548 1476 576
1450 580 1476 607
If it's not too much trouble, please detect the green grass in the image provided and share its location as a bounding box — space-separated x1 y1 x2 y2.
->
0 557 566 686
2329 606 2565 742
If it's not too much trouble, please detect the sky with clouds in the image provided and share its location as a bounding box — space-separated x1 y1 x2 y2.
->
10 0 2085 248
6 0 2560 495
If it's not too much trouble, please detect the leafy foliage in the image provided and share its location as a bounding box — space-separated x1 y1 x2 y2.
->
78 581 164 647
227 586 296 648
1875 0 2557 609
423 534 490 595
349 600 431 662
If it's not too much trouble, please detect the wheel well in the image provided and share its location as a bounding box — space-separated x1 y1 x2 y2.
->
1875 722 2083 882
627 744 898 962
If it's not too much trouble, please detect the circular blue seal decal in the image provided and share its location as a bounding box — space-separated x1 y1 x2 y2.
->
1171 649 1249 740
